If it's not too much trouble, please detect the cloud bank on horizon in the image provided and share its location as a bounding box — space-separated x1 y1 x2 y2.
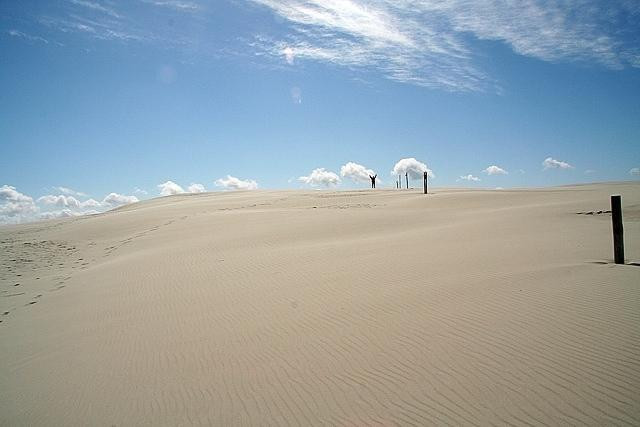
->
0 184 138 224
3 155 636 224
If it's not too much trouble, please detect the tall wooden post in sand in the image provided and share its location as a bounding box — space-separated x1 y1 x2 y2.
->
423 171 428 194
405 173 409 189
611 195 624 264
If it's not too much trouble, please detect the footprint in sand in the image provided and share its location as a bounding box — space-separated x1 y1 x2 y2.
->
4 292 25 297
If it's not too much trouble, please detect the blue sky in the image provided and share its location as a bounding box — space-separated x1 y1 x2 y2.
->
1 0 639 223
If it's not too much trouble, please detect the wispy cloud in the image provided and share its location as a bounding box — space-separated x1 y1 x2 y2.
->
6 29 50 44
54 186 87 197
140 0 200 12
290 86 303 104
38 13 145 43
251 0 640 91
69 0 121 18
15 0 640 92
251 0 487 91
542 157 574 170
630 167 640 176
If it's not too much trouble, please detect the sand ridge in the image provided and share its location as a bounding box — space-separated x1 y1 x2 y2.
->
1 183 639 425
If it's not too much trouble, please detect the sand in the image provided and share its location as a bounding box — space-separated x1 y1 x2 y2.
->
1 182 639 425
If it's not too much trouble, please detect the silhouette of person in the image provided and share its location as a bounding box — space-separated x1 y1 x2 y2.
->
369 174 377 189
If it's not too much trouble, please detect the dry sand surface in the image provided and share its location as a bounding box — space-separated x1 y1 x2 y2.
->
1 182 640 426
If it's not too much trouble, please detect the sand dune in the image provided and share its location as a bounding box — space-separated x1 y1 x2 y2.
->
1 183 639 425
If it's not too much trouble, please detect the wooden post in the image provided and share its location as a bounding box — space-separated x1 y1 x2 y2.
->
398 175 401 190
423 171 428 194
611 195 624 264
405 173 409 189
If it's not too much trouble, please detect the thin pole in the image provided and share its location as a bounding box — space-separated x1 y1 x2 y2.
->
405 173 408 189
423 171 428 194
611 195 624 264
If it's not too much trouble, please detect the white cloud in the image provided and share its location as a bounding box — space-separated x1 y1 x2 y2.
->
298 168 341 187
291 86 303 104
252 1 640 91
1 185 35 204
39 192 137 210
6 29 50 44
54 186 87 197
38 209 77 220
542 157 574 170
483 165 508 175
80 198 102 209
187 183 206 193
37 194 82 209
584 169 596 175
0 185 39 223
630 168 640 176
392 158 433 179
458 174 480 182
215 175 259 191
2 185 139 224
39 12 145 44
340 162 375 183
141 0 200 11
283 46 295 64
69 0 121 18
102 193 139 207
158 180 186 196
133 187 148 195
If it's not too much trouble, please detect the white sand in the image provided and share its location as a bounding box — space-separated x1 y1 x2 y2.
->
1 183 639 425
